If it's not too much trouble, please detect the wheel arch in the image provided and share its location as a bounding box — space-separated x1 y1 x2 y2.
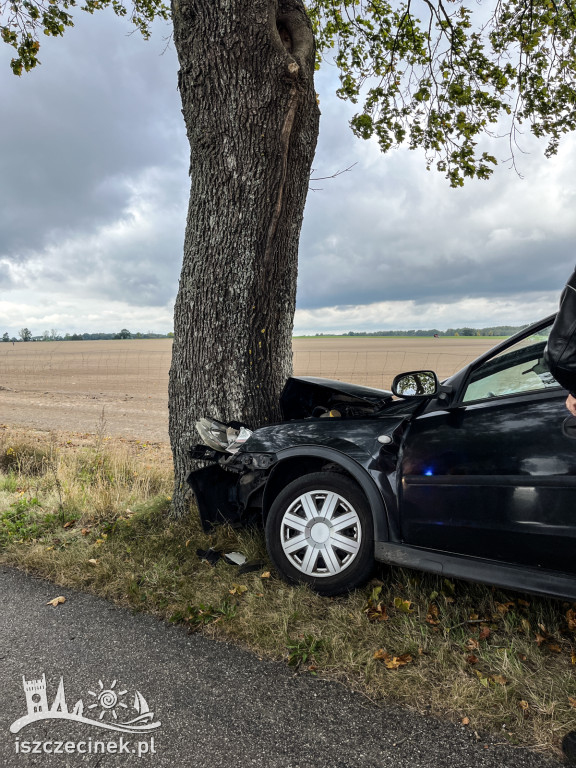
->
262 446 389 542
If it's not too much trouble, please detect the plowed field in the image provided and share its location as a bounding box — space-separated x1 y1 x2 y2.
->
0 337 498 442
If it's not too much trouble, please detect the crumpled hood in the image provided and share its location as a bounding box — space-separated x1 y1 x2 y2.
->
280 376 393 420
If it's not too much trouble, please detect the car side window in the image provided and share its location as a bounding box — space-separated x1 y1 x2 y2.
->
462 323 560 404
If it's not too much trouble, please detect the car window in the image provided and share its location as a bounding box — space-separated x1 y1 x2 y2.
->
462 323 559 403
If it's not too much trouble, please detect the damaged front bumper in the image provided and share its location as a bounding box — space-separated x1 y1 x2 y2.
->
187 443 275 531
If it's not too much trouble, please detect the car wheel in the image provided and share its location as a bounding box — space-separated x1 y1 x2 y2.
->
265 472 374 596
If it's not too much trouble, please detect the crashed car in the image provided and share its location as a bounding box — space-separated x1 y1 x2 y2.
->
188 315 576 598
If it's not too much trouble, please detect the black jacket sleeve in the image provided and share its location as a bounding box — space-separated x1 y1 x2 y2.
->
544 268 576 397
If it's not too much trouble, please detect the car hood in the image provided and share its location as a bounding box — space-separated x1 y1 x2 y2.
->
280 376 393 420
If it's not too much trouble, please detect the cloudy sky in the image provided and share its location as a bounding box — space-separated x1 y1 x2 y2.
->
1 9 575 337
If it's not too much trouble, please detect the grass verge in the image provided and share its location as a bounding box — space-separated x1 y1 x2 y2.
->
0 426 575 756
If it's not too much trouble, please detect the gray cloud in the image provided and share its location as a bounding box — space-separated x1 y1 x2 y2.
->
1 15 575 337
0 9 186 258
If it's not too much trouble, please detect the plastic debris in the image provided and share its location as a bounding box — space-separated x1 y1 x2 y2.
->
224 552 248 566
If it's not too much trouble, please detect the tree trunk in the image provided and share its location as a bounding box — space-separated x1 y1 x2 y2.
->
168 0 320 516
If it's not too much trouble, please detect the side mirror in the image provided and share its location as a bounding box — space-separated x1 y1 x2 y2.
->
392 370 439 398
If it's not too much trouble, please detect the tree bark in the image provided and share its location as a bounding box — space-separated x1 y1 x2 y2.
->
168 0 320 516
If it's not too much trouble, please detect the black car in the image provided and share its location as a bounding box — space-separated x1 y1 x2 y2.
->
188 315 576 599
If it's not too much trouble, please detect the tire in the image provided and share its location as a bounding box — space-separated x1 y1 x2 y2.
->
265 472 374 596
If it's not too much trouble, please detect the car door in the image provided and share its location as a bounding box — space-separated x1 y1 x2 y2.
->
398 320 576 574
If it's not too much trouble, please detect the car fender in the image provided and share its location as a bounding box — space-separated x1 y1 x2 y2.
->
262 445 390 543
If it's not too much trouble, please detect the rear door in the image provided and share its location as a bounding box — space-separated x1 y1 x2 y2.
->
399 321 576 574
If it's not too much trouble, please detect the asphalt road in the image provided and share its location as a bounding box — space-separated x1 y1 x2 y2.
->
0 567 561 768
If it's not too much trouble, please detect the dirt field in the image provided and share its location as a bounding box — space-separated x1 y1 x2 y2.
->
0 337 499 442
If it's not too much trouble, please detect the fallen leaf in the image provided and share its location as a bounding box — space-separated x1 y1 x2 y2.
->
228 584 248 596
364 587 389 622
87 558 99 565
519 700 530 711
474 670 489 688
260 571 271 579
373 650 413 669
465 638 479 651
517 599 530 608
566 608 576 633
546 643 562 653
466 654 479 665
63 521 75 529
47 596 66 607
495 601 514 615
426 603 440 625
569 697 576 709
461 717 470 726
81 528 90 536
393 597 414 614
479 626 491 641
571 651 576 666
535 633 547 647
492 674 508 686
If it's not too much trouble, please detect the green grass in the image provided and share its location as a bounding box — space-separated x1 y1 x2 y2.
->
0 427 574 758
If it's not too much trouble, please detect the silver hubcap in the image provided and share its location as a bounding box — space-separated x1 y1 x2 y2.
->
280 490 362 578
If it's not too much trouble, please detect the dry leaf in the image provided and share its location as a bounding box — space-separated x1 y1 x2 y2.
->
519 700 530 711
63 521 75 529
495 601 514 615
474 670 489 688
373 650 413 669
566 608 576 633
393 597 414 613
366 602 388 622
465 638 479 651
466 654 479 665
571 651 576 665
81 528 90 536
260 572 271 579
547 642 562 653
535 633 547 647
479 626 491 641
461 717 470 725
426 603 440 625
492 674 508 686
569 697 576 709
46 596 66 607
87 558 98 566
228 584 248 596
517 599 530 608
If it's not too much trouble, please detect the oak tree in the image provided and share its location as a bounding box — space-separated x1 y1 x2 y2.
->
4 0 576 514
